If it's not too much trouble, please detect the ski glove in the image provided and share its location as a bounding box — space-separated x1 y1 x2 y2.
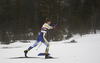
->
52 25 56 29
52 22 57 29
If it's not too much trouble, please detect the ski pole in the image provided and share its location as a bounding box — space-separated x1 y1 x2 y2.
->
36 42 42 50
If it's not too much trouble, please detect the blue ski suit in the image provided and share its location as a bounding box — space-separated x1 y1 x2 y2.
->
27 23 56 54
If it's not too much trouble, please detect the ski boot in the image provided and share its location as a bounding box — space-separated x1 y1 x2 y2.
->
24 50 28 58
45 54 53 59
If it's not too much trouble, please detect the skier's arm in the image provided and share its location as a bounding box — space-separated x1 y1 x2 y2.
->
45 24 53 29
45 22 57 30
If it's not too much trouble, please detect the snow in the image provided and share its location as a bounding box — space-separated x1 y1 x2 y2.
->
0 34 100 63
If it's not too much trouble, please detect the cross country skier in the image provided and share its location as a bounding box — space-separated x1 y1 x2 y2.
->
24 18 57 59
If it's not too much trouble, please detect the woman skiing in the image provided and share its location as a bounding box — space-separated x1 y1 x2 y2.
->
24 18 57 59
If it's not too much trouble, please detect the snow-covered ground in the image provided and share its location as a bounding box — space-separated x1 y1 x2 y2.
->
0 34 100 63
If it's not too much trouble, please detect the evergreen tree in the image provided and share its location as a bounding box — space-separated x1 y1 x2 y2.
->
0 0 100 44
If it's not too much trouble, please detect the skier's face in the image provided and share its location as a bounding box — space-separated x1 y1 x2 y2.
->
47 21 51 25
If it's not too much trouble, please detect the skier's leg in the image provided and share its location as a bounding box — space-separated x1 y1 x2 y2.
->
27 40 40 51
24 39 40 57
42 33 53 58
42 33 49 54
